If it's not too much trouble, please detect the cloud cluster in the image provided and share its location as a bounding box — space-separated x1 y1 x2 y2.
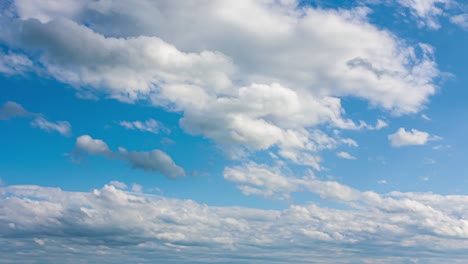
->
396 0 452 29
75 135 185 178
0 0 441 168
2 182 468 263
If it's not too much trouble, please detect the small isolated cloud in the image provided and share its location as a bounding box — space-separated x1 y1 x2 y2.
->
75 135 185 179
0 101 72 136
388 128 439 147
0 101 32 120
33 238 45 246
450 13 468 30
336 151 357 160
422 114 431 121
378 179 388 184
341 138 358 147
30 117 71 136
76 135 111 156
119 119 169 134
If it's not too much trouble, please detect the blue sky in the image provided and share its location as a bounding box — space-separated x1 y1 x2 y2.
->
1 0 468 263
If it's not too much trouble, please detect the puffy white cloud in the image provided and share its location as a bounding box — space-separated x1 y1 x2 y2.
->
0 0 442 169
224 162 360 201
76 135 111 156
75 135 185 178
0 101 72 136
388 128 440 147
2 182 468 263
30 117 71 136
119 119 168 134
336 151 357 160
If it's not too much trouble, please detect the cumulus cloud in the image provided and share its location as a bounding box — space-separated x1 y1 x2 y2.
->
0 0 442 169
119 119 168 134
388 128 440 147
75 135 185 178
30 117 71 136
2 182 468 263
224 162 360 201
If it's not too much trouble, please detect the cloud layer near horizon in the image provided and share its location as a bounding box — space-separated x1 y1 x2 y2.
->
1 182 468 264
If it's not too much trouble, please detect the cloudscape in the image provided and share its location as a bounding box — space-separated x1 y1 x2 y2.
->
1 0 468 263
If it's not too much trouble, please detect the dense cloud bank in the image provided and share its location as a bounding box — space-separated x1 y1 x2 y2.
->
2 182 468 263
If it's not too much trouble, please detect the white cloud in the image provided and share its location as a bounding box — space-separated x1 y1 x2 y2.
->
388 128 439 147
378 179 388 184
422 114 431 121
109 180 128 190
336 151 357 160
119 119 169 134
224 162 360 201
76 135 111 157
75 135 185 179
396 0 452 29
0 0 442 169
30 117 71 136
2 182 468 263
450 13 468 29
0 52 33 75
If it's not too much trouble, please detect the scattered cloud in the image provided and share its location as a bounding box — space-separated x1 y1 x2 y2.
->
30 117 71 136
422 114 431 121
388 128 440 147
119 118 169 134
396 0 452 29
336 151 357 160
109 180 128 190
378 179 388 184
0 101 33 120
0 101 72 136
450 13 468 29
0 0 441 170
75 135 185 179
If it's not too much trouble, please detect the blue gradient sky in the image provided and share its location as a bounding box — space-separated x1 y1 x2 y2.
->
1 0 468 263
